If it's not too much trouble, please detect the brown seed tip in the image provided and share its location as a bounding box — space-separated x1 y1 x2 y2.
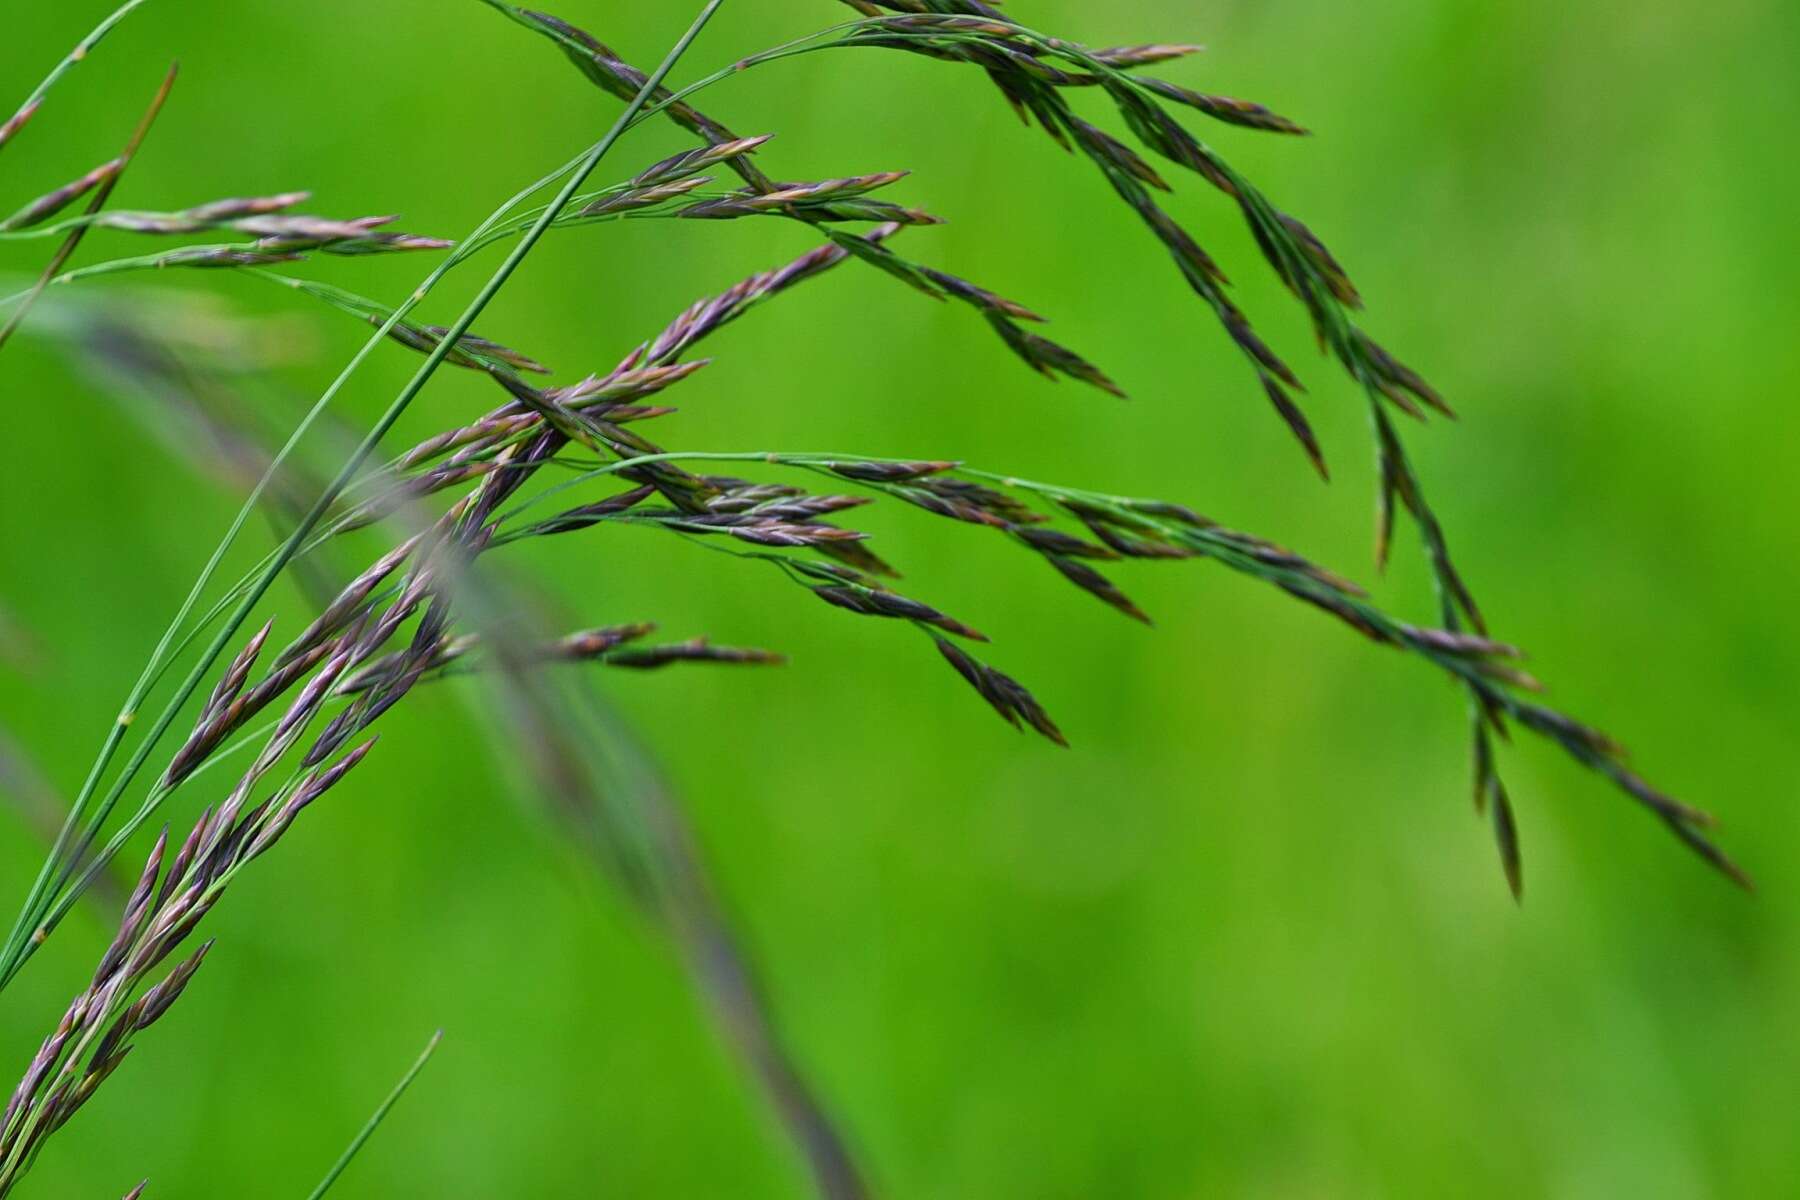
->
0 100 42 150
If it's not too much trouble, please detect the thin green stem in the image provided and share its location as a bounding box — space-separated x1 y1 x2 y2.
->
2 0 153 141
303 1032 443 1200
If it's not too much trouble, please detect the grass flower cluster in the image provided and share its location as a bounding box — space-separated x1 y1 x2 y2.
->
0 1 1744 1195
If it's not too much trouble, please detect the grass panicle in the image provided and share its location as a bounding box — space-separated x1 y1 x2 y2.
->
0 1 1748 1194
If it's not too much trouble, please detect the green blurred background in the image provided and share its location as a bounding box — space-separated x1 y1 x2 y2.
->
2 1 1797 1195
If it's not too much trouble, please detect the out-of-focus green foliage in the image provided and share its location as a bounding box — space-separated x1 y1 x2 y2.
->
1 1 1795 1195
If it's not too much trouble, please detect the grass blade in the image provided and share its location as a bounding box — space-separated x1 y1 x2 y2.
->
303 1031 442 1200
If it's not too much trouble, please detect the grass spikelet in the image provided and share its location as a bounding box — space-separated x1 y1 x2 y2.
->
933 636 1067 747
1090 44 1206 70
1137 79 1309 136
1 159 122 232
0 102 41 153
